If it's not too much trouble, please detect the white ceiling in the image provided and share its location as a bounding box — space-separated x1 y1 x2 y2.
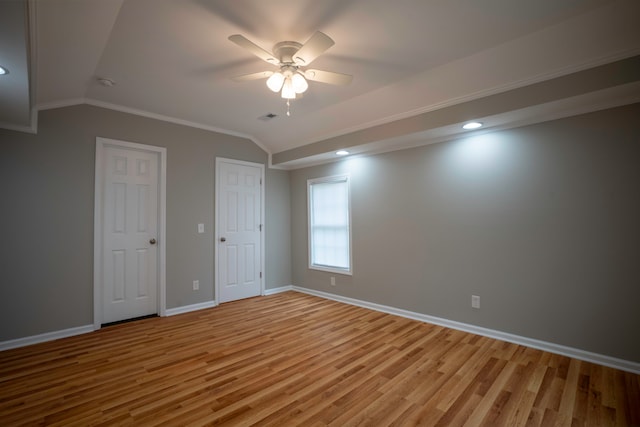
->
2 0 640 168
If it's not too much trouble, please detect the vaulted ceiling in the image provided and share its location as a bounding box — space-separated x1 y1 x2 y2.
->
2 0 640 168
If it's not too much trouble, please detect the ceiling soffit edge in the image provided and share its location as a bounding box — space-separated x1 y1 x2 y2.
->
293 48 640 153
272 55 640 166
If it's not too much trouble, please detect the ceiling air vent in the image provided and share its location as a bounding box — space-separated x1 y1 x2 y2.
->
258 113 278 121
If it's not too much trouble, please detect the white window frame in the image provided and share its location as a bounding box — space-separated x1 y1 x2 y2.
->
307 174 353 275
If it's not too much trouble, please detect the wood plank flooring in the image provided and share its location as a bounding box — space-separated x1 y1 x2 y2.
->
1 291 638 426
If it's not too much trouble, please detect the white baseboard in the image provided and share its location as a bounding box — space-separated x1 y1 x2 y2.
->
0 324 94 352
1 300 218 351
291 286 640 375
264 285 294 296
165 300 217 316
5 289 637 375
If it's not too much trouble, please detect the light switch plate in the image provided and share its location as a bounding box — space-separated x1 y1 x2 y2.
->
198 223 204 234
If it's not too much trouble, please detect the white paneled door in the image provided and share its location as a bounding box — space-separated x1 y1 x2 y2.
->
217 159 263 303
96 140 163 324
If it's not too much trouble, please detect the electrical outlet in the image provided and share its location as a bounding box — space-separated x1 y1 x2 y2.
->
472 295 480 309
193 280 199 291
330 276 336 286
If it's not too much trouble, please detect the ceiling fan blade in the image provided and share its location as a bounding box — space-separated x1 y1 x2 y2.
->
228 34 279 64
230 71 274 82
293 31 335 66
304 69 353 86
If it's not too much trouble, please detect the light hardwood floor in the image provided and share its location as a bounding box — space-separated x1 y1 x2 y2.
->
1 291 638 426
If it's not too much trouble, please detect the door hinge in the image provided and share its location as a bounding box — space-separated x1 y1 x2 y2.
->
259 224 263 231
260 272 262 278
260 178 262 185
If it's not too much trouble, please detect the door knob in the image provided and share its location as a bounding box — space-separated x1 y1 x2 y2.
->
220 237 226 242
150 238 157 245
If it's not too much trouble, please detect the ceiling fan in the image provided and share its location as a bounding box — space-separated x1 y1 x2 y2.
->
228 31 353 115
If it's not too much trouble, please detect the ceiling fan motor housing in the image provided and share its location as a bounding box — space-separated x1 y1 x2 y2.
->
273 41 303 65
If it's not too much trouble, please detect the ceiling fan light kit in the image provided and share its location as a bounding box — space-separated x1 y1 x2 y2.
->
291 73 308 93
266 72 285 92
281 77 296 99
229 31 353 115
267 66 309 98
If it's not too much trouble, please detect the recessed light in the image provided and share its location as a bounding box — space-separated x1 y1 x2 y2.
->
336 150 350 156
0 66 8 75
462 121 483 130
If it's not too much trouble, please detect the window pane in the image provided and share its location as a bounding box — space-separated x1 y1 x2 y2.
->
309 177 350 272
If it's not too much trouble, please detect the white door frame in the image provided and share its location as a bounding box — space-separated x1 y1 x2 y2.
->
93 137 167 329
215 157 265 303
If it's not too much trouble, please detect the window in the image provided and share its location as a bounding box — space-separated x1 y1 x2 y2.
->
308 175 352 274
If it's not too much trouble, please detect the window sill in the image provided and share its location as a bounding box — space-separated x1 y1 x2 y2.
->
309 265 352 276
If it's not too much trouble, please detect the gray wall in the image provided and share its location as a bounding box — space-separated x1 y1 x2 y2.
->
290 103 640 362
3 101 638 364
0 104 292 341
265 168 292 289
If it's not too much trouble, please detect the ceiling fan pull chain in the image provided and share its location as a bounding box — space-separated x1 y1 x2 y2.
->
286 99 291 116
